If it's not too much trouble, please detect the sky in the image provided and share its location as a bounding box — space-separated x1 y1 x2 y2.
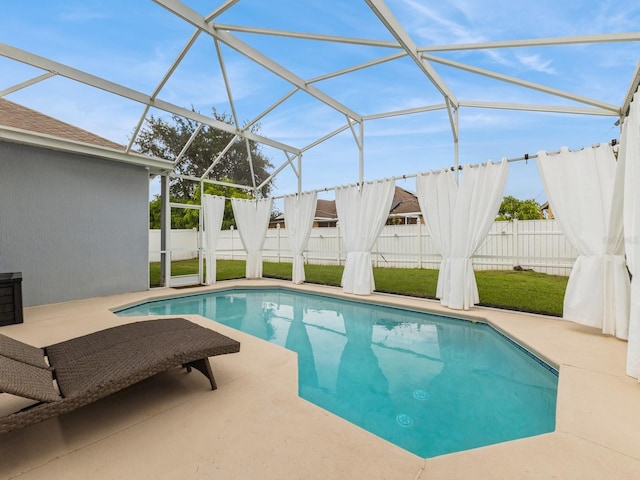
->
2 0 640 205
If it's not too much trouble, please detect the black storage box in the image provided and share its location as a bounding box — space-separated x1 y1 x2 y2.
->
0 272 23 326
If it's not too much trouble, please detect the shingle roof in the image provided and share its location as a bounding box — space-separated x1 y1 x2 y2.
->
0 98 124 150
388 186 421 215
315 199 337 219
314 186 421 219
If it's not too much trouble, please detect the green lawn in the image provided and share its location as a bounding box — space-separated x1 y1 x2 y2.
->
150 259 567 317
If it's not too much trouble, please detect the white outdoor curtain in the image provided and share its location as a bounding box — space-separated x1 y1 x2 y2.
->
415 168 457 301
537 144 629 339
231 197 273 279
202 194 226 285
619 91 640 380
416 159 509 310
335 179 395 295
284 191 317 284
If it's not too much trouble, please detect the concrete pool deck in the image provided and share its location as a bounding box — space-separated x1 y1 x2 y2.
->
1 279 639 479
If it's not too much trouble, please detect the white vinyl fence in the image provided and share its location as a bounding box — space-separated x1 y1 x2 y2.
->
150 219 578 276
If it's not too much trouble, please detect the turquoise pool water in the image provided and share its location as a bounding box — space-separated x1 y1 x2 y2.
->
116 288 558 458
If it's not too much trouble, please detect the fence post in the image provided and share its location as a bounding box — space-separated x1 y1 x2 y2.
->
512 219 519 268
277 223 281 263
336 222 341 266
417 221 422 269
230 225 234 260
373 235 377 268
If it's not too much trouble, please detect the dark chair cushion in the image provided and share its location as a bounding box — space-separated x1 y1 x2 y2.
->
0 355 60 402
0 334 49 369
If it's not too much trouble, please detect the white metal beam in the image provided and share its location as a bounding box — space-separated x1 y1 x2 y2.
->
256 152 300 192
301 123 353 153
128 30 201 153
297 154 302 193
460 100 617 116
347 117 362 150
0 71 56 97
287 151 300 179
359 121 364 183
174 123 205 167
306 52 407 84
212 23 400 49
0 42 299 154
201 135 239 179
152 30 201 100
153 0 363 122
245 137 257 190
446 99 459 144
448 99 459 168
363 103 447 121
126 105 150 152
204 0 240 21
172 172 251 191
419 32 640 52
423 53 619 113
213 37 240 128
242 88 299 131
621 61 640 118
364 0 458 107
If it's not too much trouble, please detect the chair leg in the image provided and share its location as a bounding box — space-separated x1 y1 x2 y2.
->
183 358 217 390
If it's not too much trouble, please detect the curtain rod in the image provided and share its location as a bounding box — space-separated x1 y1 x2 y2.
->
271 138 618 200
273 179 394 199
390 138 618 177
504 138 617 164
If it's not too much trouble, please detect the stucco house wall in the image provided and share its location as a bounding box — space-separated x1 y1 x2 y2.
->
0 141 149 307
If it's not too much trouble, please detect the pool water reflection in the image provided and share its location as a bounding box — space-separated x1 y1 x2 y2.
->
117 288 558 458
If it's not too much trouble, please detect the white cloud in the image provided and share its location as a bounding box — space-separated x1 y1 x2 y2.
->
515 54 556 75
481 49 514 68
459 111 524 131
400 0 486 45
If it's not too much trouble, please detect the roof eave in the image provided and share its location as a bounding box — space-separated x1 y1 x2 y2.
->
0 125 173 175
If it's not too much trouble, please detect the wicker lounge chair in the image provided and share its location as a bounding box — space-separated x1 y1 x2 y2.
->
0 317 240 435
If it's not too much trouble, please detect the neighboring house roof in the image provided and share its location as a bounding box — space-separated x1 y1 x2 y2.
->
269 186 421 227
314 186 421 221
388 186 421 215
315 199 337 220
0 98 125 150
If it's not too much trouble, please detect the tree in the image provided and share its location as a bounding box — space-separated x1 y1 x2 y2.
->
148 180 252 230
135 109 274 199
496 195 541 221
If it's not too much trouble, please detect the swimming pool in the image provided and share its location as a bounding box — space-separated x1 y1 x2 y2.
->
116 288 558 458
